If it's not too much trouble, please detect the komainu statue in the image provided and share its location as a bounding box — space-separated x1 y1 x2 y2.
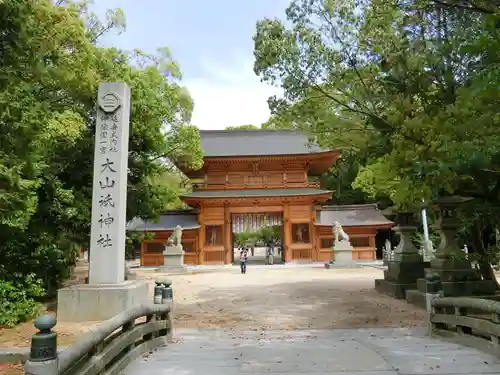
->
167 225 183 246
332 221 349 243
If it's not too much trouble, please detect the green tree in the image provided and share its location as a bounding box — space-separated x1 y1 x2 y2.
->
253 0 500 281
253 0 499 204
0 0 202 294
261 98 372 204
225 124 260 130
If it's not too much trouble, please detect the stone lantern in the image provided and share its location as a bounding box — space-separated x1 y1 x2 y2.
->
375 210 425 299
430 196 475 280
392 211 421 262
409 196 496 301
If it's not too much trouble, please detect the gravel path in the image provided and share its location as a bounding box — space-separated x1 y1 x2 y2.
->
0 266 424 352
137 266 425 329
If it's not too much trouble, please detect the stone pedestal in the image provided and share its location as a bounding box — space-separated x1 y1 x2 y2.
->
333 240 354 265
407 197 496 308
375 212 425 299
57 280 149 322
159 245 186 273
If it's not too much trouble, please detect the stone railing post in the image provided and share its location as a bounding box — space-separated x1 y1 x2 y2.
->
160 280 174 342
24 315 58 375
153 280 164 304
491 312 500 346
425 274 443 335
161 280 173 307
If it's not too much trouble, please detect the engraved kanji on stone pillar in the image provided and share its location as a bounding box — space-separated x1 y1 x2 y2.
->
89 83 131 284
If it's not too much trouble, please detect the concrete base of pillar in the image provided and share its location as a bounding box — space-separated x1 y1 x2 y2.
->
57 280 149 322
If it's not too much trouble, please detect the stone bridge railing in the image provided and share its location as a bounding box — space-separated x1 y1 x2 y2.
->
0 280 174 374
21 304 172 375
430 296 500 353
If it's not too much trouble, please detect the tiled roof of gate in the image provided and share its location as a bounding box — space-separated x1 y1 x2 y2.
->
127 211 200 231
315 204 393 227
200 129 329 157
182 188 332 199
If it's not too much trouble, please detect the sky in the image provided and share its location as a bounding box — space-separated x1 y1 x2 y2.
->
91 0 287 130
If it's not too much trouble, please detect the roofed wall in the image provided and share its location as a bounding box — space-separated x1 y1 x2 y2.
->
316 204 393 228
127 210 200 231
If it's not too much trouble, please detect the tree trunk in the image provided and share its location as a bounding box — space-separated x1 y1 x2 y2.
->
471 220 499 288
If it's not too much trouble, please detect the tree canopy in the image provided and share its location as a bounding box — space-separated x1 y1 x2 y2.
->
0 0 202 295
225 124 260 130
253 0 500 206
253 0 500 277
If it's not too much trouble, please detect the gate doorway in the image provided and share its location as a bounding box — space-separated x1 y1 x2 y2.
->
231 212 284 265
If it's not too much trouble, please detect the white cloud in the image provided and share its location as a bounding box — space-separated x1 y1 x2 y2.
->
184 55 282 130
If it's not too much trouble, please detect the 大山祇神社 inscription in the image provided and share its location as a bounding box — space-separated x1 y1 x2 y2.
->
96 145 118 249
88 83 131 285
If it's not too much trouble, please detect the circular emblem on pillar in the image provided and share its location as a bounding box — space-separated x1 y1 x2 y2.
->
98 93 121 113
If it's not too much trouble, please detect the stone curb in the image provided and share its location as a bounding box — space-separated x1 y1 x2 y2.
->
324 263 375 269
0 348 29 365
0 348 66 365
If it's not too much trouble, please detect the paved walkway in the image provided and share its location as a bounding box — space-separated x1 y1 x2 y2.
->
125 328 500 375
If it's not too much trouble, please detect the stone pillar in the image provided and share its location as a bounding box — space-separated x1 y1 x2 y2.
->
57 83 148 321
87 83 131 284
375 212 425 299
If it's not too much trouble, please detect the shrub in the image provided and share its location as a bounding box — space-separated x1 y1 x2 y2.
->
0 237 78 297
0 274 45 327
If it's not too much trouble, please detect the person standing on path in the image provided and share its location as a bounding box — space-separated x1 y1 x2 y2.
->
239 248 248 274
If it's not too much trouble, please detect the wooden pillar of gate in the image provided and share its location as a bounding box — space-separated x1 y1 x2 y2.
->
310 203 317 261
224 203 232 264
283 202 292 262
198 206 205 265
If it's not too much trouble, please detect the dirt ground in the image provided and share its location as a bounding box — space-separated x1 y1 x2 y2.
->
0 266 425 374
164 267 425 329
